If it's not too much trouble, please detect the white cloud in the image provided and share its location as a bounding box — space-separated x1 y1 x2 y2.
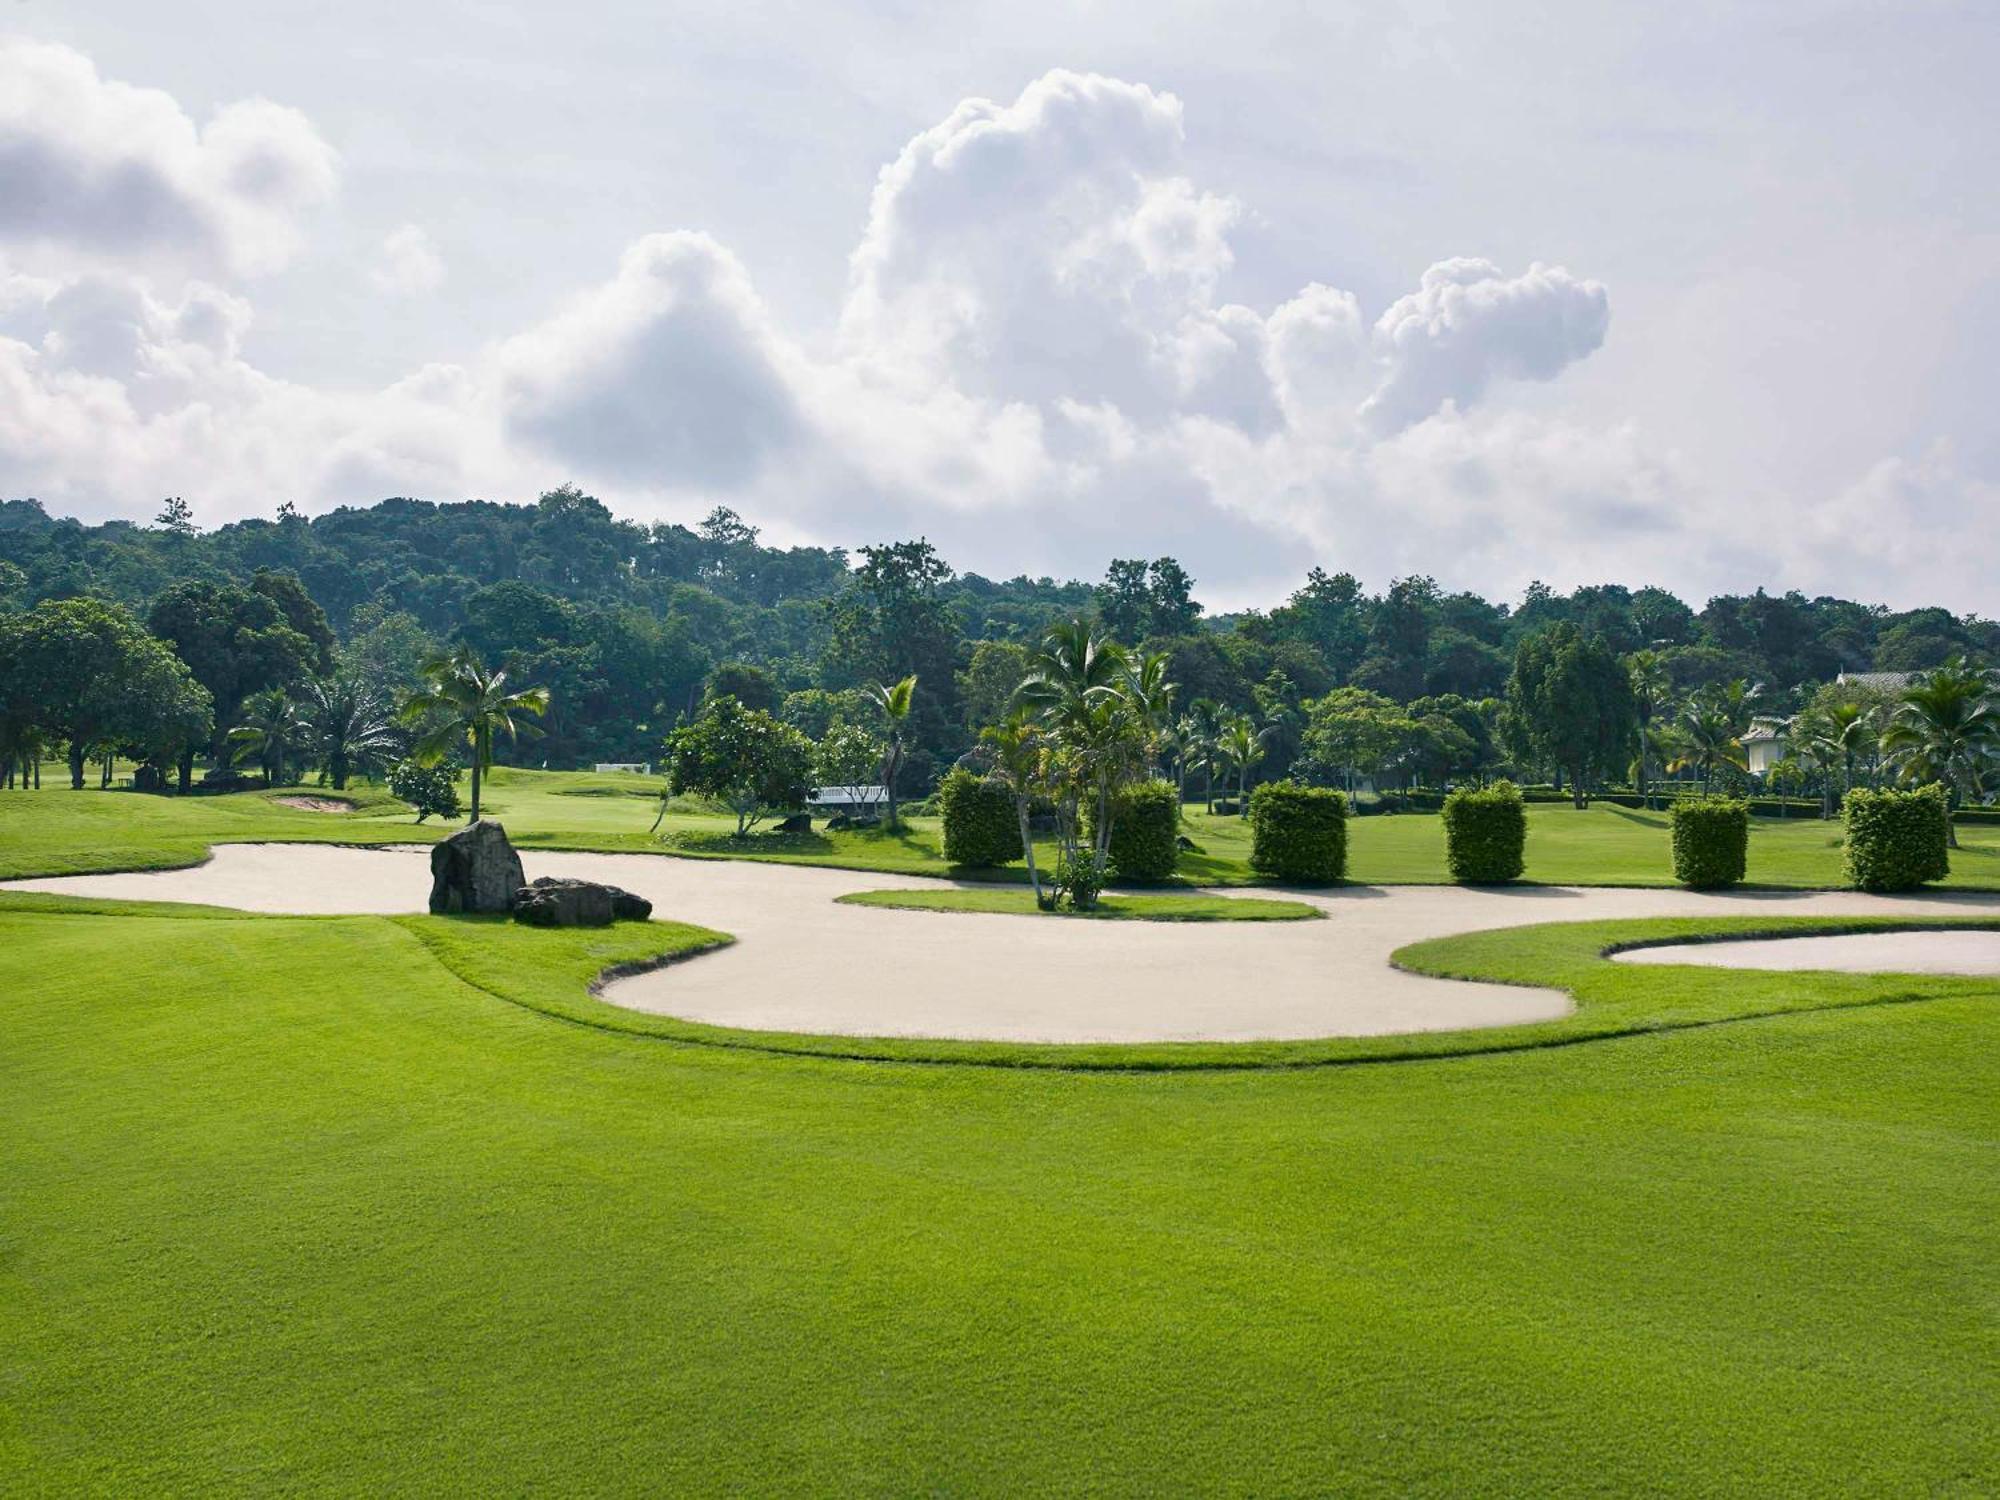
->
7 52 1988 612
0 39 338 277
370 224 445 295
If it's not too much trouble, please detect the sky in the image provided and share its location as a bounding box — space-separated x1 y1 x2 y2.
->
1 1 1995 613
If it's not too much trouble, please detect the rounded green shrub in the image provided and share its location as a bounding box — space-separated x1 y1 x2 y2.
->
389 759 461 823
937 767 1020 867
1443 781 1527 884
1670 798 1749 889
1086 779 1180 882
1843 785 1950 892
1249 781 1348 883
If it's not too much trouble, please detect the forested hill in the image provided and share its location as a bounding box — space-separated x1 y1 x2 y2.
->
2 487 1993 776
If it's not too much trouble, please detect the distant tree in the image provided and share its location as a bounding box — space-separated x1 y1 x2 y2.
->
1880 659 1999 847
814 722 884 788
1299 687 1412 796
302 677 401 789
1 597 212 789
1215 715 1272 817
1665 691 1748 795
155 496 196 538
228 690 311 784
704 661 780 714
1504 624 1639 808
957 639 1032 731
665 696 813 836
400 646 550 822
865 675 919 828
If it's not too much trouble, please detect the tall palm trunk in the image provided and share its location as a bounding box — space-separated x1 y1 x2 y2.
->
1013 799 1045 908
469 723 486 821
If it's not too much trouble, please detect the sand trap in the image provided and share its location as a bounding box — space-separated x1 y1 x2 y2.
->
9 845 2000 1042
1615 929 2000 975
271 796 354 813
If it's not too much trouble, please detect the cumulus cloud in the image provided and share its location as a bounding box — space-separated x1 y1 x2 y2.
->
0 39 337 277
11 55 1844 606
370 224 445 295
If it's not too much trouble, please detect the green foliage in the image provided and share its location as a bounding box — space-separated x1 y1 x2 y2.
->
1249 780 1349 884
1504 624 1639 805
1086 778 1179 882
1843 786 1950 892
388 759 462 823
1670 799 1749 889
1443 781 1527 883
937 767 1021 867
1051 849 1105 910
664 695 814 836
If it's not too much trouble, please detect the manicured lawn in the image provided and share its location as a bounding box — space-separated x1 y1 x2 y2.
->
7 766 2000 890
835 887 1322 921
3 894 1994 1492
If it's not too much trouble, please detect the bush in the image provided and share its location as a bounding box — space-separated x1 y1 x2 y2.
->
389 759 461 824
1086 779 1179 882
1443 781 1527 883
936 768 1020 867
1051 850 1105 911
1249 781 1348 883
1843 785 1950 892
1671 798 1749 889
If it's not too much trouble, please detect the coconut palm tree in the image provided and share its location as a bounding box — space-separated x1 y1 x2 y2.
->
864 674 918 829
1626 650 1672 806
303 677 401 790
1168 713 1208 811
981 712 1050 908
1665 692 1747 795
228 689 311 785
400 645 550 822
1216 714 1272 818
1014 618 1144 895
1880 659 1999 848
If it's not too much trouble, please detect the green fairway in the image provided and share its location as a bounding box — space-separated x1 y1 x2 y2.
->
7 766 2000 892
3 895 1994 1493
835 887 1322 921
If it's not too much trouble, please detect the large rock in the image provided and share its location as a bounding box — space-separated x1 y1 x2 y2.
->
511 876 652 928
428 819 525 915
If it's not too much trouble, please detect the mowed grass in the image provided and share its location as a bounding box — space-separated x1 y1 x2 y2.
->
3 896 1995 1492
836 887 1322 921
7 764 2000 890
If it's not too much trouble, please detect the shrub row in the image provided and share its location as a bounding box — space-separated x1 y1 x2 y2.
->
1086 779 1180 882
1443 781 1527 883
1249 781 1348 883
1670 799 1749 889
1843 786 1950 892
937 767 1020 868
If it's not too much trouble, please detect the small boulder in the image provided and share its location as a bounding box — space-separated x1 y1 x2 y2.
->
774 812 812 833
511 876 652 928
428 819 525 915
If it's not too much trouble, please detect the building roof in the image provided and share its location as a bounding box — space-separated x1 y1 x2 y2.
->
1836 671 1916 691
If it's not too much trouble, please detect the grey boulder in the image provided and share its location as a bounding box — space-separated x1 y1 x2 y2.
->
428 819 526 915
511 876 652 928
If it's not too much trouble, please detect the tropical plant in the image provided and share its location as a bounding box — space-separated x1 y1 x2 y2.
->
1879 658 1999 848
228 690 311 784
301 677 400 789
399 645 550 822
864 675 918 829
1215 714 1272 818
1626 649 1672 806
662 696 814 837
1665 690 1748 794
980 713 1051 908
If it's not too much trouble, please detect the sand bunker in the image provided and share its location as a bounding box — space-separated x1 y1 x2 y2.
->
1615 929 2000 976
9 846 2000 1042
271 796 354 813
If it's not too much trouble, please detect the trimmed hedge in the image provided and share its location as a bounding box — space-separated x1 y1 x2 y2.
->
1843 785 1950 892
937 767 1021 867
1670 799 1748 889
1443 781 1527 883
1249 781 1348 883
1087 779 1180 882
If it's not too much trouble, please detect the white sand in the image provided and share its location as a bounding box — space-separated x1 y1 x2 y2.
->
1615 929 2000 976
10 844 1999 1043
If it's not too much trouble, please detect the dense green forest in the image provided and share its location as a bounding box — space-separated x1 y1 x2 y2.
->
2 487 1994 793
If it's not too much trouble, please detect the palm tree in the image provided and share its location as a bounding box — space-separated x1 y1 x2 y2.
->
1665 692 1747 795
982 713 1050 908
1216 715 1272 818
864 674 918 829
1626 650 1672 806
228 689 310 785
303 677 401 790
1880 659 1999 848
1014 618 1141 892
1168 713 1207 811
400 645 550 822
